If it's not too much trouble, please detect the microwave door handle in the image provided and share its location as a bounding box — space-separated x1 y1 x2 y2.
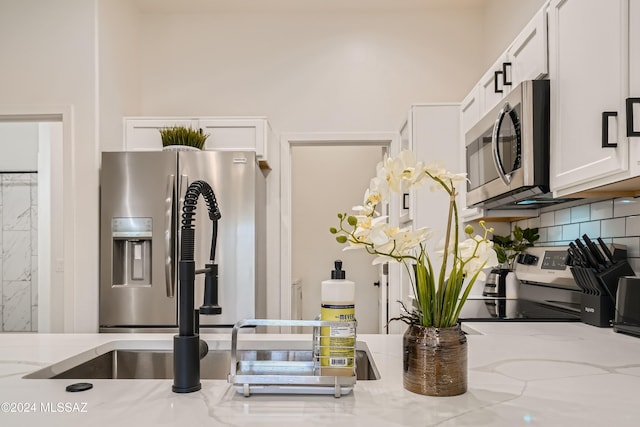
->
491 102 512 186
165 174 176 298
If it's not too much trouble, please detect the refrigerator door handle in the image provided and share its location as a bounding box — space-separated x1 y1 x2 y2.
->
165 174 176 298
179 174 189 208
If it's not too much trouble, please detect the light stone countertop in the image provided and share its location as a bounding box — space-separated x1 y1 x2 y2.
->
0 322 639 426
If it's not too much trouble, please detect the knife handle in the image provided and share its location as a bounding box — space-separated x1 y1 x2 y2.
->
568 242 586 267
575 239 601 271
582 234 608 267
597 237 616 264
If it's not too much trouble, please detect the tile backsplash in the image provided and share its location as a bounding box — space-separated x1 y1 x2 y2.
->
0 173 38 332
512 197 640 274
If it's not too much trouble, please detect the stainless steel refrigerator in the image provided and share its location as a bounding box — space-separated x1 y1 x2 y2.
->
99 151 266 331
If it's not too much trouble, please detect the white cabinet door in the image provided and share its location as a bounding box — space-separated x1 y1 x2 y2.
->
460 85 481 135
410 104 460 231
399 117 412 224
199 118 267 158
549 0 629 193
479 53 511 115
507 5 548 86
628 0 640 176
124 118 198 151
459 87 483 219
399 104 460 320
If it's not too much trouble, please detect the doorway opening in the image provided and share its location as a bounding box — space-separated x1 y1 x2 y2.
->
0 112 66 333
281 132 400 334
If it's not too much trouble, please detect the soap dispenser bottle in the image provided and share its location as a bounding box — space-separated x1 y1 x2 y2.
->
320 260 356 376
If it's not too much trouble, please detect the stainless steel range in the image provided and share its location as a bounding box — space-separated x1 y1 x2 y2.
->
460 246 582 322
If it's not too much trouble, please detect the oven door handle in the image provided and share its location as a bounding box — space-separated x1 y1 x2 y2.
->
491 102 512 186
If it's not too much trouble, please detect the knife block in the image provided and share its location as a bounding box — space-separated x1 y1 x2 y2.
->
571 260 635 327
581 294 616 327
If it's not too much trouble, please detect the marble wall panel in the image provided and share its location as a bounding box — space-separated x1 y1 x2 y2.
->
31 254 37 332
0 173 37 332
2 281 31 331
2 174 31 231
2 230 31 281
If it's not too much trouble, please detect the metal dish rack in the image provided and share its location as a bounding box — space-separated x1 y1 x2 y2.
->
228 319 357 397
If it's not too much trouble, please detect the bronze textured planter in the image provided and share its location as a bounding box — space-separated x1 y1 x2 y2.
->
403 324 467 396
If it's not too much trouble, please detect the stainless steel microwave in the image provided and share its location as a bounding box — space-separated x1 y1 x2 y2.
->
465 80 555 209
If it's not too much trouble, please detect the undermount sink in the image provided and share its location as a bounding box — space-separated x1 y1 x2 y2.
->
24 340 380 381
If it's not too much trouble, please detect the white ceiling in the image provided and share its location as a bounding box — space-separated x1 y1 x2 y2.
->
134 0 488 13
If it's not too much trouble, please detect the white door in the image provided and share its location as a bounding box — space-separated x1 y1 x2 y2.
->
291 144 386 334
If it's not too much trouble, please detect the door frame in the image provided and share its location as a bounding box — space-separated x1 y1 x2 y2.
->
280 132 400 333
0 105 73 332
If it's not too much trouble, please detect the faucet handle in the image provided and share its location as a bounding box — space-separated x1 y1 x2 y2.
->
200 304 222 315
200 263 222 315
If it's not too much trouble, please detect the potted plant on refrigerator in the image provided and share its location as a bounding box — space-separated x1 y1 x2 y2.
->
160 126 209 151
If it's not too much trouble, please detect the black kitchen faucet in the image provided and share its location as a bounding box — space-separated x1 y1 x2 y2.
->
173 180 222 393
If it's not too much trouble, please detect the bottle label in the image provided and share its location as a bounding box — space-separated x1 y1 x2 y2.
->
320 304 355 369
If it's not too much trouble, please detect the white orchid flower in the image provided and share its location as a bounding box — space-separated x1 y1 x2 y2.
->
375 226 432 259
457 237 498 280
351 215 389 246
369 225 392 246
331 148 499 328
378 149 421 193
369 177 389 204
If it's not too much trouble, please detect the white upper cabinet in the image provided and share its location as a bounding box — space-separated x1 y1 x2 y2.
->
478 53 512 115
198 118 269 158
402 104 461 230
123 116 274 167
507 5 548 85
123 118 198 151
627 0 640 176
460 84 481 135
549 0 630 194
463 2 549 128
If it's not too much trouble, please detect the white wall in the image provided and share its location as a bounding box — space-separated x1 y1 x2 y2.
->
0 0 98 332
0 123 38 171
98 0 142 152
137 8 486 132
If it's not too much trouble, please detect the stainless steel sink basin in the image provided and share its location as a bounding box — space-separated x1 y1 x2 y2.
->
24 341 379 381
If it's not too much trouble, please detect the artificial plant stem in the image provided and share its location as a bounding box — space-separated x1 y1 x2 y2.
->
437 188 453 295
434 188 455 326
